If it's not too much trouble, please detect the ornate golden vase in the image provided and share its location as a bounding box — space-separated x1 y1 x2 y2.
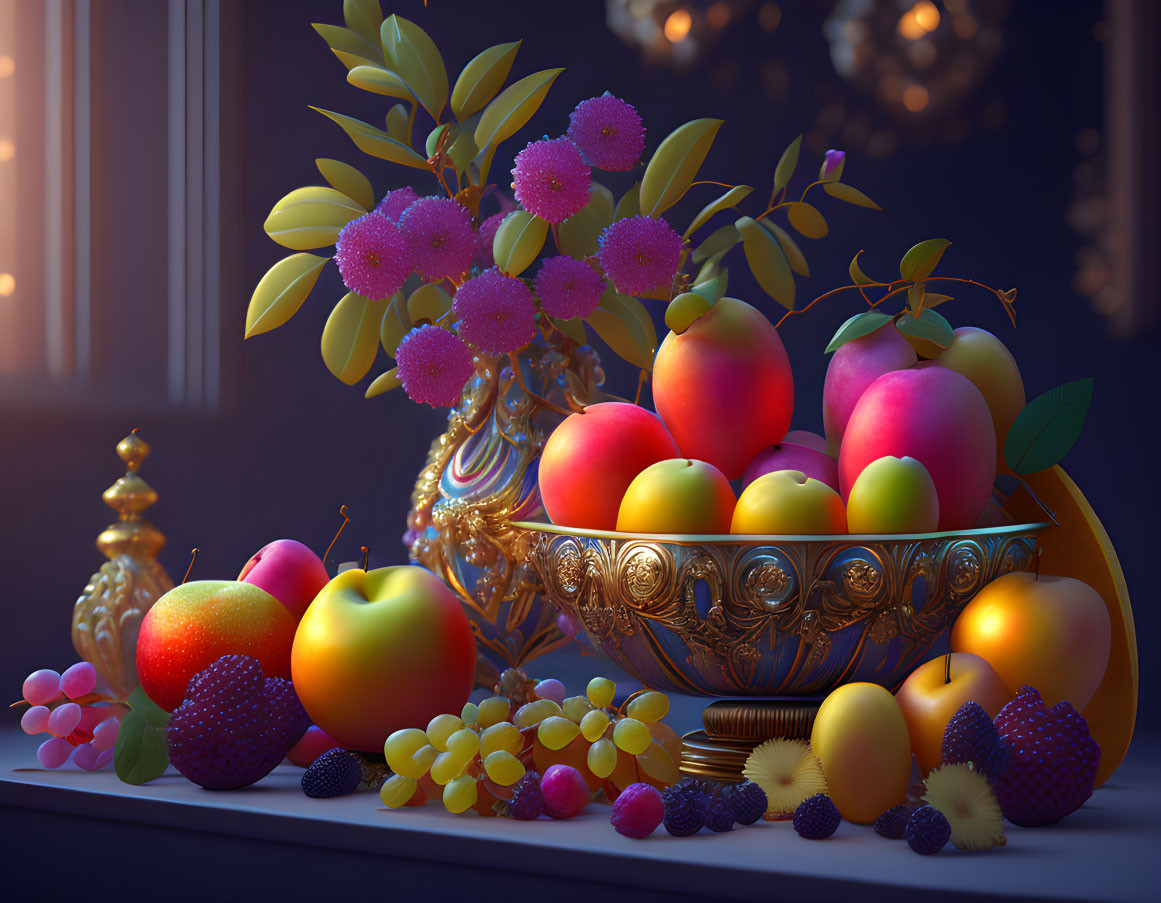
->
407 333 611 687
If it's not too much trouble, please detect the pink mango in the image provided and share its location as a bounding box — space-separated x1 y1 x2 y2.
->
239 539 330 621
742 442 840 492
823 324 917 455
839 367 996 531
783 430 829 454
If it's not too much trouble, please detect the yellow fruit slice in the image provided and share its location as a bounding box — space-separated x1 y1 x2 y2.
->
1003 465 1137 786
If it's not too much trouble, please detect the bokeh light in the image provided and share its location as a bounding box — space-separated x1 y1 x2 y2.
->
0 139 14 162
0 56 14 78
0 273 15 297
663 9 692 43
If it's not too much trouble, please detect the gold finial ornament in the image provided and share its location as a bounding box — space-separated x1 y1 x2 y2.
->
72 430 173 700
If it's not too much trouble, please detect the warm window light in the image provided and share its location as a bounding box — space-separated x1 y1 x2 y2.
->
0 55 13 78
663 9 692 43
902 84 930 111
898 1 941 40
0 273 14 297
0 139 14 162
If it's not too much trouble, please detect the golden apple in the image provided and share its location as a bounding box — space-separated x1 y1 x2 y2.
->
731 469 846 534
616 458 736 534
951 571 1111 709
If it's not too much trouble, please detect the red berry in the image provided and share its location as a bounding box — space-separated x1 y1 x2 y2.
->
541 764 591 819
611 782 665 838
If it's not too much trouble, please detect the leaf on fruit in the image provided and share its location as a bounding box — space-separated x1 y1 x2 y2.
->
665 292 715 335
691 269 728 306
365 367 402 398
1004 378 1094 475
380 291 411 356
263 186 365 251
849 250 875 285
493 210 548 277
692 223 739 265
558 183 615 258
585 287 656 371
407 283 453 324
474 68 563 154
683 184 753 238
113 686 171 786
322 292 384 385
639 118 724 218
824 311 893 353
822 181 881 210
343 0 383 45
245 253 329 339
381 15 448 119
899 238 950 282
736 215 794 309
786 202 828 239
614 182 641 221
451 40 521 121
772 134 801 194
347 64 413 100
312 22 382 70
761 219 809 277
895 308 953 358
312 107 430 170
315 158 375 210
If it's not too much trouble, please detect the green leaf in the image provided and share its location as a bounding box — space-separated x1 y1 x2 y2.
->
692 223 739 265
493 210 548 277
380 292 411 356
446 118 479 174
263 186 365 251
924 292 954 309
772 134 802 194
380 15 448 120
343 0 382 46
786 202 828 239
315 158 375 210
312 22 382 69
385 103 411 143
900 238 950 282
614 182 641 221
895 308 954 358
761 219 809 277
550 316 587 346
683 185 752 238
312 107 430 170
824 311 893 353
692 269 728 306
426 122 456 158
451 41 521 121
407 283 453 324
245 254 328 338
849 250 875 285
736 215 794 309
639 118 723 218
665 291 714 334
822 181 881 210
474 68 564 154
558 184 615 258
1004 379 1094 475
585 286 657 370
347 64 413 100
365 367 401 398
113 686 171 785
322 292 383 385
907 282 925 312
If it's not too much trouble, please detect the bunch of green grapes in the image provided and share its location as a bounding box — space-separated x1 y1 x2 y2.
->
380 677 679 815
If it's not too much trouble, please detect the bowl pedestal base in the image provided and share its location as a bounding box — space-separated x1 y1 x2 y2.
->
680 698 823 783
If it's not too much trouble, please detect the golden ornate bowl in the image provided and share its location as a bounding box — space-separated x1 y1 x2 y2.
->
514 507 1050 697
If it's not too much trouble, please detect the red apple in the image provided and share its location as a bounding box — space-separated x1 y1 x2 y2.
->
653 297 794 480
538 402 679 531
839 366 996 530
823 323 916 456
238 539 330 620
291 566 476 752
895 652 1013 776
742 441 839 492
137 580 297 712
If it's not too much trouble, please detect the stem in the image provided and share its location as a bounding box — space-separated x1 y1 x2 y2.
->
773 281 895 329
688 180 736 189
944 652 952 685
323 505 351 570
634 369 648 406
507 352 574 417
922 276 1017 327
182 548 199 585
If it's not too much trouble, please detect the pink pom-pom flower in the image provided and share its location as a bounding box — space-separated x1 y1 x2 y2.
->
399 197 475 283
534 255 604 320
511 138 591 225
597 215 682 296
473 211 507 269
567 93 646 172
374 186 419 222
394 324 476 408
453 268 538 354
334 213 411 301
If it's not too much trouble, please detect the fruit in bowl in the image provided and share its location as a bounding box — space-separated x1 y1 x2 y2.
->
617 459 735 534
731 470 846 534
742 440 839 492
845 456 939 534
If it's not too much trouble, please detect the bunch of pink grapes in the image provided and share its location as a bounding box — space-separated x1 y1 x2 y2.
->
19 662 121 770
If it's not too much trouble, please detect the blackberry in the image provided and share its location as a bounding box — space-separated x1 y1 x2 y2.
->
662 778 707 837
943 701 1011 784
727 780 768 826
703 792 736 833
873 804 909 839
302 748 361 799
508 771 545 820
905 805 951 854
793 793 841 839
